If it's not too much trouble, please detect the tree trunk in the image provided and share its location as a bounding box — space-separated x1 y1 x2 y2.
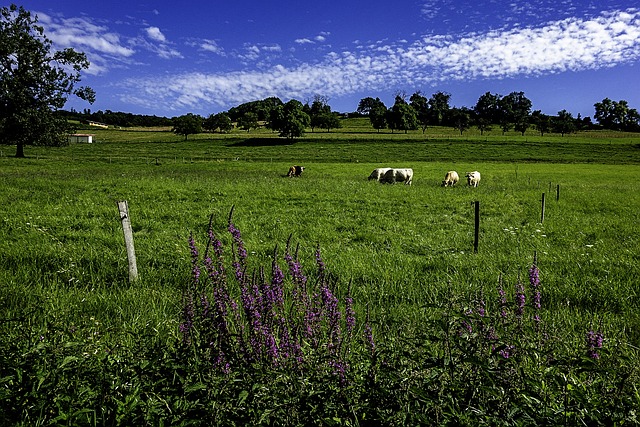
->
15 143 25 158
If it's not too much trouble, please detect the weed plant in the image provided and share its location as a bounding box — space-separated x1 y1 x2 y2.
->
1 214 638 425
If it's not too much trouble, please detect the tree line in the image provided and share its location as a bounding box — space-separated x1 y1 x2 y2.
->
2 3 639 158
169 91 640 140
356 91 640 136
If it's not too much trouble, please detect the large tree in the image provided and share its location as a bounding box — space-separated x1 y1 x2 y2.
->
0 4 95 158
499 91 532 135
272 100 310 139
362 97 388 132
388 95 417 134
172 113 203 140
594 98 640 131
552 110 577 136
427 91 451 126
473 92 501 135
409 91 430 133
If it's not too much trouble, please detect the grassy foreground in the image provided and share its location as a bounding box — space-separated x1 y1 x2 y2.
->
1 125 639 425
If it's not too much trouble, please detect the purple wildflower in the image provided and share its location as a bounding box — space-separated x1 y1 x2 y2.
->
499 344 515 359
345 295 356 337
497 274 508 319
529 258 542 317
586 330 604 360
179 292 195 345
228 221 247 262
477 299 486 317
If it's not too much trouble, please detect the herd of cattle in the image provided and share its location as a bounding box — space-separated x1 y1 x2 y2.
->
286 165 480 187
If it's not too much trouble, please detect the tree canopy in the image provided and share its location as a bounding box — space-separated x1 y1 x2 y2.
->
172 113 203 140
271 100 310 139
0 4 95 157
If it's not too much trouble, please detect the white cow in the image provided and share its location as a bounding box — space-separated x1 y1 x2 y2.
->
368 167 391 181
465 171 481 187
381 168 413 185
441 171 459 187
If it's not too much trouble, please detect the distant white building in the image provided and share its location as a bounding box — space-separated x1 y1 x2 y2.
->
68 134 94 143
88 121 109 129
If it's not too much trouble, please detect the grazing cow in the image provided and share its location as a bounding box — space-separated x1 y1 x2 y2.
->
368 167 391 181
465 171 481 187
441 171 459 187
287 165 305 177
381 168 413 185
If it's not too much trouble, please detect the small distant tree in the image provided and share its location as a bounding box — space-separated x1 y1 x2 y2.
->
272 100 310 140
473 92 502 135
357 97 379 116
217 113 233 133
428 91 451 127
552 110 577 136
409 92 430 133
450 107 472 135
530 110 551 136
308 95 332 132
237 112 258 132
0 4 95 158
367 98 388 132
172 113 203 140
319 112 342 132
499 91 532 135
203 112 232 133
388 96 417 134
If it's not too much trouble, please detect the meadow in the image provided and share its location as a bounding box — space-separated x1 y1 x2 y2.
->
1 121 639 425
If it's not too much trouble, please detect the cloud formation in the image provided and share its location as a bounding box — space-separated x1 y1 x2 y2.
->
122 9 640 111
145 26 166 42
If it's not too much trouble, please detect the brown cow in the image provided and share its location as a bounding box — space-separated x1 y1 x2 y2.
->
287 165 305 177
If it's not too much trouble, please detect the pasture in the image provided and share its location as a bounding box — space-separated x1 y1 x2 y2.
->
1 124 639 425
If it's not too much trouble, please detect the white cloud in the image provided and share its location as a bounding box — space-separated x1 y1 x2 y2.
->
199 39 225 55
145 26 166 42
38 13 135 59
122 10 640 111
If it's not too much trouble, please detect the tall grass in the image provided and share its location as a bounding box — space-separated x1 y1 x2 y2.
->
1 129 639 424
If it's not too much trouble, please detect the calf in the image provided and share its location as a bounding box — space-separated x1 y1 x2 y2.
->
287 165 305 177
441 171 459 187
465 171 481 187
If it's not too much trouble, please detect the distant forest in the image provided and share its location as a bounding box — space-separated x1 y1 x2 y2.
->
57 92 640 134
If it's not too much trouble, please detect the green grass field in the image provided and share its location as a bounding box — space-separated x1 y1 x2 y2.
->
1 122 639 425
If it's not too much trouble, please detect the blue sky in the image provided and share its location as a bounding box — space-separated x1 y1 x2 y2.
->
17 0 640 118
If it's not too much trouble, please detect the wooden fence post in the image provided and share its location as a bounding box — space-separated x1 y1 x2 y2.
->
474 201 480 253
540 193 546 224
117 200 139 282
556 184 560 202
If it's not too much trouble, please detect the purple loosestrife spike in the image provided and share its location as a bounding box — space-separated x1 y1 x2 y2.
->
586 330 604 359
477 299 486 317
529 263 540 289
179 292 195 345
345 295 356 337
499 345 515 359
271 260 285 309
497 274 508 318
